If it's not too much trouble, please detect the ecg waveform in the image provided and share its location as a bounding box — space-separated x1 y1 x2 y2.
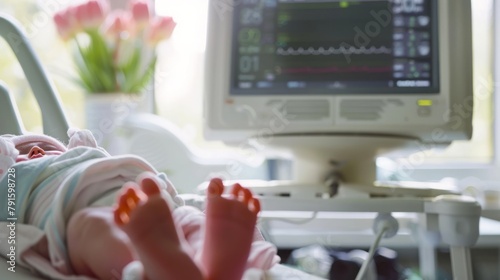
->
276 46 392 56
283 65 392 74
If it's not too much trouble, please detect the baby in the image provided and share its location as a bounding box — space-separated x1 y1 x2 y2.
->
0 129 278 280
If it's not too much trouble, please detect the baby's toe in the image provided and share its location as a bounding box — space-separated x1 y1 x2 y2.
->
248 198 261 215
140 176 162 197
231 184 261 215
207 178 225 197
114 206 130 225
234 184 253 204
114 184 147 226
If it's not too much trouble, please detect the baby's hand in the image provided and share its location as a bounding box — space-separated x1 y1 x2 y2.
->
0 137 18 178
67 128 98 149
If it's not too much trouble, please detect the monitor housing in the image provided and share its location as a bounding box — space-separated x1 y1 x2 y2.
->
204 0 473 188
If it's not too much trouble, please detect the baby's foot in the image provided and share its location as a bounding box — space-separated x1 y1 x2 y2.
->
202 178 261 280
114 174 203 280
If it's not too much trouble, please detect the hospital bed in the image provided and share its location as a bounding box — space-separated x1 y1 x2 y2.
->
0 13 324 280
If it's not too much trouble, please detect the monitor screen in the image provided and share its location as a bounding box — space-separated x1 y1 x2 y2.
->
205 0 472 144
230 0 439 95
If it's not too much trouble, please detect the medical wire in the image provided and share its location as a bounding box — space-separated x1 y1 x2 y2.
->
257 212 319 245
262 211 319 225
354 225 390 280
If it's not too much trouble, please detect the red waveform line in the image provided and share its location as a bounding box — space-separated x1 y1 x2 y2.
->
283 66 392 74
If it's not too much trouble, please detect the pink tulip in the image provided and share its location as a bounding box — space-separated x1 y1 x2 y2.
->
74 0 108 30
147 16 176 45
53 8 79 40
102 11 134 39
130 0 151 27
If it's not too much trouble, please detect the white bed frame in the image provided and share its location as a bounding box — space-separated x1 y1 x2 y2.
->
0 14 69 142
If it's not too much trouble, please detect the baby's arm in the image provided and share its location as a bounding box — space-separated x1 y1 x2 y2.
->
0 137 18 178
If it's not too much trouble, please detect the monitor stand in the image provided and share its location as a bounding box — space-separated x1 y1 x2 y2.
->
249 134 458 198
198 134 479 280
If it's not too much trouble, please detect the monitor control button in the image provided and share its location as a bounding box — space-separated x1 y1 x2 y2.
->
418 107 431 116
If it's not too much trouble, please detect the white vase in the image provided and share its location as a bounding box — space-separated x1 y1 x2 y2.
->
84 92 146 149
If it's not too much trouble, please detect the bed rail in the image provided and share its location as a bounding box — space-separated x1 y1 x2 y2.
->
0 13 69 142
0 81 23 135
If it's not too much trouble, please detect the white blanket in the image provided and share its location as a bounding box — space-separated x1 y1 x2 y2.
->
1 146 182 276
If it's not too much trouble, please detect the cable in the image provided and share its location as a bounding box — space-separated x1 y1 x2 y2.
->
257 212 318 245
354 225 390 280
263 211 318 225
258 219 276 244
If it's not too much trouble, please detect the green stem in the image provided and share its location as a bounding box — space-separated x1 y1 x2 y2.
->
74 38 99 91
112 34 121 91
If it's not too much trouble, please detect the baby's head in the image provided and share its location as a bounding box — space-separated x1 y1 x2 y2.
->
0 129 99 177
12 134 68 162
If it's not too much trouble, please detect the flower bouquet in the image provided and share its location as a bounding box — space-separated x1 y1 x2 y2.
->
53 0 176 94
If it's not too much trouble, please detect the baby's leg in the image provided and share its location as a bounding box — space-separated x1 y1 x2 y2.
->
202 178 261 280
173 207 264 256
114 177 204 280
172 205 209 261
67 206 137 279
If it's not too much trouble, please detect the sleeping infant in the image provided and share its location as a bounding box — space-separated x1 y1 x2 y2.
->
0 129 279 280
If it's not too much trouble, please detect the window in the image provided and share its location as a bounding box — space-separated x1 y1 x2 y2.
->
154 0 265 162
154 0 220 151
396 0 500 184
381 0 497 183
